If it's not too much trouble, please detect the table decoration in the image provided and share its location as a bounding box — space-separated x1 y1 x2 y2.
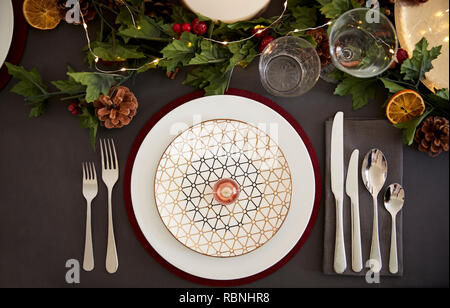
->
4 0 448 157
124 88 321 285
395 0 449 91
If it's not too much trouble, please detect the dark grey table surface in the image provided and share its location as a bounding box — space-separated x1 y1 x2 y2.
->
0 1 448 288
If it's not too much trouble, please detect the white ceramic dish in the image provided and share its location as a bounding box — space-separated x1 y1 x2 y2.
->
130 95 316 280
0 0 14 68
182 0 271 23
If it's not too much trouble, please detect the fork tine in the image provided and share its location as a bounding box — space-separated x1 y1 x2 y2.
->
82 163 87 180
100 139 106 170
110 139 118 170
91 162 97 180
106 139 113 170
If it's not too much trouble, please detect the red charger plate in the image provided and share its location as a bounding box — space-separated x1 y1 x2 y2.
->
123 88 322 286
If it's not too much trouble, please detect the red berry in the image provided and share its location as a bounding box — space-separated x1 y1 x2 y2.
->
193 22 208 35
396 48 409 66
68 103 76 112
259 35 274 53
182 23 191 33
251 27 267 39
72 109 79 116
172 23 181 34
192 18 200 29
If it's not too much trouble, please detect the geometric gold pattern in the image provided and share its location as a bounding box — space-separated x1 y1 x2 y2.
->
155 119 292 257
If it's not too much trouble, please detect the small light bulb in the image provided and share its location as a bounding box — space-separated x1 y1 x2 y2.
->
120 68 127 72
83 23 88 30
94 57 99 63
222 41 228 45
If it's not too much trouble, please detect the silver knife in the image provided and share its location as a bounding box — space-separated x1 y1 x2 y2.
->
330 111 346 274
346 149 363 272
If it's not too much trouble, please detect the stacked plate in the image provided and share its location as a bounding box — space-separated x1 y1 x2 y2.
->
126 93 320 283
0 0 14 68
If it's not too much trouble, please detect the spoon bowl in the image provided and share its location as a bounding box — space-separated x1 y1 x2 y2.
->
361 149 388 196
384 183 405 274
361 149 388 273
384 183 405 216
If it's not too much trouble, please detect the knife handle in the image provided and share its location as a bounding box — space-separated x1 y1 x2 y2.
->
334 197 347 274
350 200 363 272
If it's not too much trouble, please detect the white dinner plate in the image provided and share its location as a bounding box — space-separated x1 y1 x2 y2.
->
129 94 317 281
0 0 14 68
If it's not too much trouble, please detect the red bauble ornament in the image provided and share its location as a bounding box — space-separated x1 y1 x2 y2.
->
193 22 208 35
172 23 181 34
251 26 267 38
259 35 274 53
191 18 200 29
182 22 191 33
396 48 409 66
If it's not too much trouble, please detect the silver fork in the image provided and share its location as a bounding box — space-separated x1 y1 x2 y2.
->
82 162 98 272
100 139 119 274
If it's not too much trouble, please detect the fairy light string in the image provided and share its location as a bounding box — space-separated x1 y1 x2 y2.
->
79 0 331 74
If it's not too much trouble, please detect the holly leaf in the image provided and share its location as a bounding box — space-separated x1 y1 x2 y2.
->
394 109 432 145
183 63 232 96
290 6 317 30
6 62 49 117
400 38 442 83
78 106 99 150
67 72 119 103
378 78 406 93
334 75 378 110
160 32 200 72
188 40 228 65
226 41 258 71
92 41 146 62
51 66 86 94
433 88 449 100
117 16 163 41
318 0 361 20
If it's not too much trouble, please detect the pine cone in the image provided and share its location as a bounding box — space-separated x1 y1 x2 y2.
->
306 28 331 68
57 0 96 24
144 0 174 21
94 86 138 129
414 116 449 157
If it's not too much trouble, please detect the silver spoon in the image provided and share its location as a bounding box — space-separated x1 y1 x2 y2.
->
384 183 405 274
361 149 388 273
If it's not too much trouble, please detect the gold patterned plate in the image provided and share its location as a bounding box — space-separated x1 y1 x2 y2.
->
395 0 449 90
154 119 292 258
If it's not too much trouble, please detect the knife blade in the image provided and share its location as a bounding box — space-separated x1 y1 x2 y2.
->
345 149 363 272
330 111 346 274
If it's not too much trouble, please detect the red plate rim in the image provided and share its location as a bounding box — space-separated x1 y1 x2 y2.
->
123 88 322 287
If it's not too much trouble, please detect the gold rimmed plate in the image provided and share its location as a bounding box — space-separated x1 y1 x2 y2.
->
154 119 292 257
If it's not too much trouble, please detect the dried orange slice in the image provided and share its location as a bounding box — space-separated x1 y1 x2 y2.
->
386 89 425 124
23 0 61 30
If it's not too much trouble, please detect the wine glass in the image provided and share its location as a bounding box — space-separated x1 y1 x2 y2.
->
329 8 398 78
259 36 321 97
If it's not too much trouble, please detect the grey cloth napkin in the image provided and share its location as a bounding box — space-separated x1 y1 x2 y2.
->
323 118 404 276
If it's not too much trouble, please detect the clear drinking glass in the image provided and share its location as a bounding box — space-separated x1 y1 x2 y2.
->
329 8 398 78
259 36 321 97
